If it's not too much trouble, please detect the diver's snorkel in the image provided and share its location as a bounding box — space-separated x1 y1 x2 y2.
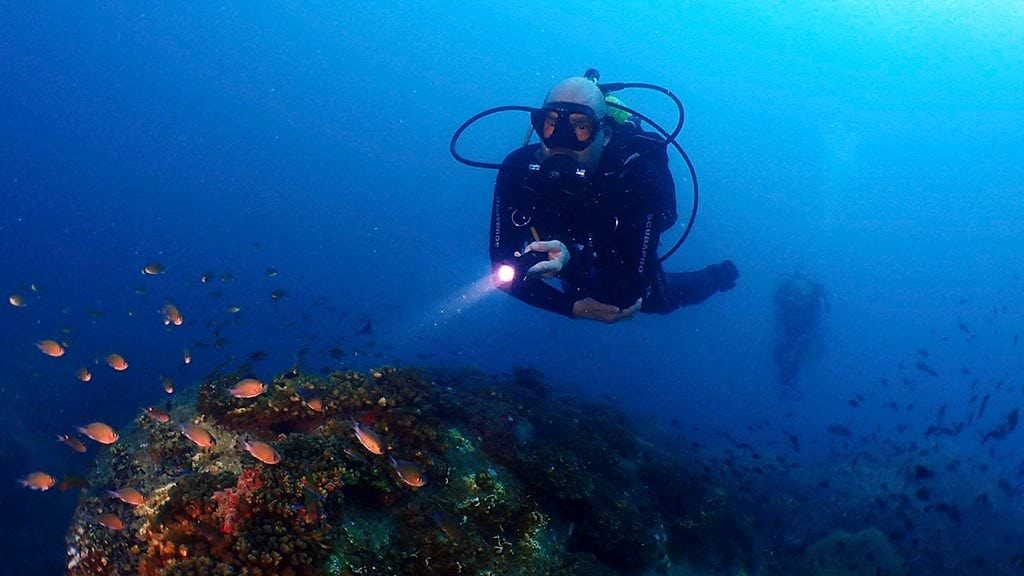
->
450 70 698 264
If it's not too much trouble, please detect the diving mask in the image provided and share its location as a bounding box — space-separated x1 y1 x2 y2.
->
530 102 606 151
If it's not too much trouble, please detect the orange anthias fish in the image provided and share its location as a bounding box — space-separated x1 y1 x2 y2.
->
243 440 281 465
182 348 191 365
140 262 165 275
9 294 26 307
161 302 183 326
162 376 174 394
75 367 92 382
106 353 128 371
388 456 427 488
144 406 171 423
56 434 88 453
78 422 119 444
298 389 323 412
180 423 216 448
19 471 56 491
351 419 384 455
108 487 146 506
96 513 125 530
229 378 266 399
36 339 65 357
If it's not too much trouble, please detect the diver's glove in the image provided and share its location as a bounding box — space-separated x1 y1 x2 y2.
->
523 240 570 279
709 259 739 291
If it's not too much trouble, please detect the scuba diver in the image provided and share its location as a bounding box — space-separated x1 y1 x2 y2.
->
773 273 828 387
453 73 738 322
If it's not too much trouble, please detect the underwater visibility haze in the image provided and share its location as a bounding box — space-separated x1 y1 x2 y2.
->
1 2 1023 575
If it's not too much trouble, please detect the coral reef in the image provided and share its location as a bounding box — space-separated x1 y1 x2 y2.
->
65 365 757 575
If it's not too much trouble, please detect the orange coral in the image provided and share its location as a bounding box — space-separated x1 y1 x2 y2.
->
211 468 263 535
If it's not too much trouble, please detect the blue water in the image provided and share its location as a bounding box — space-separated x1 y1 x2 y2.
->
1 2 1022 574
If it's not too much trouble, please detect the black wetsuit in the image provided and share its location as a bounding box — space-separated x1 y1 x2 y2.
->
489 130 728 318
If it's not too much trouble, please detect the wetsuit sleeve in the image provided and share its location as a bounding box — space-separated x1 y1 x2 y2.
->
489 154 577 318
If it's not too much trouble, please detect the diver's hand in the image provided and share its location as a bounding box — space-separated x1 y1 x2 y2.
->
572 297 642 323
710 259 739 291
524 240 570 279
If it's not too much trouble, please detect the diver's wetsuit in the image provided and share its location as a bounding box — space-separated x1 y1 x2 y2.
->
489 130 726 318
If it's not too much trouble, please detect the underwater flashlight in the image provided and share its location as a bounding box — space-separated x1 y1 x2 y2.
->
496 264 516 283
496 247 548 284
